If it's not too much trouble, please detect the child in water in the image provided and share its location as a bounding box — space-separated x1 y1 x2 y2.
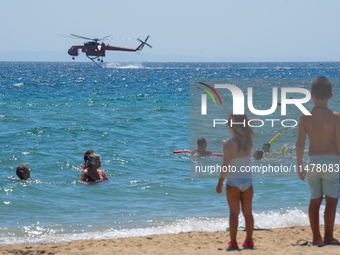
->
253 149 264 160
191 138 212 156
216 113 255 249
253 149 282 161
16 163 30 180
262 142 271 152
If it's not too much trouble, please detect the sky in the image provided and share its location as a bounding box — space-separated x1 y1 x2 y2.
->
1 0 340 62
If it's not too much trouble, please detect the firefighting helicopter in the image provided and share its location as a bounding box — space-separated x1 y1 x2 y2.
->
59 34 152 67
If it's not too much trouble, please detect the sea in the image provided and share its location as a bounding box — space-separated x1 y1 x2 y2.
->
1 61 340 245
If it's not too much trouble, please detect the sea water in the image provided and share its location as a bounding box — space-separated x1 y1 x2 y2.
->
0 61 339 245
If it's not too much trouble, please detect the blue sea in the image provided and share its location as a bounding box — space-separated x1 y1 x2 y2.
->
1 61 340 245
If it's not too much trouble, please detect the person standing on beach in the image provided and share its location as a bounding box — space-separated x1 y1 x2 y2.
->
216 113 255 249
296 77 340 245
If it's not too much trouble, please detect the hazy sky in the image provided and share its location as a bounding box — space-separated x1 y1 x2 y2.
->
1 0 339 61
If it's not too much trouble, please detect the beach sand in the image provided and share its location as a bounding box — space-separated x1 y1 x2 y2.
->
1 225 340 254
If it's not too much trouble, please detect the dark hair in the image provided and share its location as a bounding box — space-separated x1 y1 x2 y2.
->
84 150 94 163
16 163 29 179
197 138 207 147
311 77 332 100
254 149 263 159
87 153 100 168
263 142 271 149
228 113 254 152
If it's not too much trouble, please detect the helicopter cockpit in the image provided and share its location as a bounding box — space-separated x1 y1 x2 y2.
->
84 41 99 46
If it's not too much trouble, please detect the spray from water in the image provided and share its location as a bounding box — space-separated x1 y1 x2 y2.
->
104 62 143 69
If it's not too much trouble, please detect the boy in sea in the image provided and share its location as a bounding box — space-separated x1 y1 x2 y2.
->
191 138 212 157
296 77 340 245
16 163 30 180
262 142 271 152
253 149 264 160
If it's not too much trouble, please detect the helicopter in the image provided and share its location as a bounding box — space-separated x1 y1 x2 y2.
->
59 34 152 67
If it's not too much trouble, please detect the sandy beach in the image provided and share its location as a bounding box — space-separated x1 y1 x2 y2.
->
1 225 340 255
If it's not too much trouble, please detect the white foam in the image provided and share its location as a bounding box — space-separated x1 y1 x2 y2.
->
2 207 340 246
104 62 143 69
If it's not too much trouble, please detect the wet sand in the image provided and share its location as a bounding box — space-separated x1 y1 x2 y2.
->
1 225 340 254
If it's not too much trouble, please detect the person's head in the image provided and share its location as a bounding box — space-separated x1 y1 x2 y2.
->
227 113 254 152
16 163 30 180
253 150 264 160
87 153 101 168
197 138 207 148
311 77 333 101
262 142 271 152
84 150 94 163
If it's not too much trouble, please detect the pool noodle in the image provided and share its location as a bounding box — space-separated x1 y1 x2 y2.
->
173 150 189 154
268 133 281 145
212 153 223 157
280 145 286 153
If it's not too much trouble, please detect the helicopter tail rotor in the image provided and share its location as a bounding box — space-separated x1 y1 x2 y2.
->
137 35 152 51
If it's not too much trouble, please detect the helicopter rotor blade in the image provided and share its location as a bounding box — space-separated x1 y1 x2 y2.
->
145 43 152 48
99 35 112 40
105 37 136 41
144 35 152 48
70 34 94 40
57 34 79 39
59 33 137 42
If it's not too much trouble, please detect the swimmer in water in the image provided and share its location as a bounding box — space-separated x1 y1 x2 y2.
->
253 149 264 160
80 150 94 169
262 142 271 152
253 149 282 161
191 138 212 157
79 154 109 182
16 163 30 180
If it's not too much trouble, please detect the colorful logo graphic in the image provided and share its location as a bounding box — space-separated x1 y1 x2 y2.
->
197 82 223 107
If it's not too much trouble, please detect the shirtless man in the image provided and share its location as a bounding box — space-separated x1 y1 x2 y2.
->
191 138 212 157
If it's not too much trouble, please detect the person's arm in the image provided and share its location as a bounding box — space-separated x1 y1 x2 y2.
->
101 169 109 180
216 141 231 193
190 149 197 154
79 171 87 182
296 114 307 181
335 113 340 178
335 113 340 157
